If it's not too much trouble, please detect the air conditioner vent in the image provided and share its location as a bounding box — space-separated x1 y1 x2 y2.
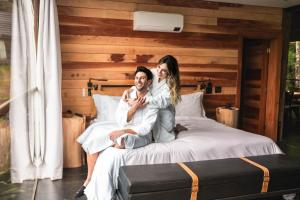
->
133 11 184 33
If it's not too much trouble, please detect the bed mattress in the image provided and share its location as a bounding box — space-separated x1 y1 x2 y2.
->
121 116 282 165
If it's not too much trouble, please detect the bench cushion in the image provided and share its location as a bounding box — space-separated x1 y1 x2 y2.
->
117 154 300 200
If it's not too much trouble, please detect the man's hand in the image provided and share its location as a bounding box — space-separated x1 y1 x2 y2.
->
127 97 147 122
109 130 124 141
127 98 137 107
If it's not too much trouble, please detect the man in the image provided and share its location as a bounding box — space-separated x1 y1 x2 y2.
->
75 66 158 198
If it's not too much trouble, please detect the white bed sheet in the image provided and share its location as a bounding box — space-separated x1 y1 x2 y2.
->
84 116 282 200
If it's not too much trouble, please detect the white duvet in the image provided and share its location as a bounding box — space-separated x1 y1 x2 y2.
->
84 116 282 200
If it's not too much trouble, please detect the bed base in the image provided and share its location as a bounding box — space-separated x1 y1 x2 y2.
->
116 154 300 200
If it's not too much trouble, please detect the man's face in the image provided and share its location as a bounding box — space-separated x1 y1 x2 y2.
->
134 72 150 91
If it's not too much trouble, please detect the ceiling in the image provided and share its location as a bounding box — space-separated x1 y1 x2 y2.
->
207 0 300 8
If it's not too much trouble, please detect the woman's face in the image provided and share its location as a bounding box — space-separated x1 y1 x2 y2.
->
156 63 169 80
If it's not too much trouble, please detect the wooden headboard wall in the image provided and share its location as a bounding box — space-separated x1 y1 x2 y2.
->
86 82 206 118
58 0 282 119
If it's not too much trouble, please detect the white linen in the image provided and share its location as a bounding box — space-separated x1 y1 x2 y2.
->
35 0 62 179
93 94 121 122
176 92 206 117
10 0 62 183
10 0 36 183
84 116 282 200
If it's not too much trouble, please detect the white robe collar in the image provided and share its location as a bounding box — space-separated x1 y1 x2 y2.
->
151 68 167 92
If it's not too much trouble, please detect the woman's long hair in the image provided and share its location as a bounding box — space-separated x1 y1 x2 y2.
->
158 55 181 106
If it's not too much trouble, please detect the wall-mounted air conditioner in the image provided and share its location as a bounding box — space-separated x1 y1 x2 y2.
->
133 11 184 33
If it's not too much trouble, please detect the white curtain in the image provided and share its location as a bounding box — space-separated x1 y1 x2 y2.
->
10 0 62 183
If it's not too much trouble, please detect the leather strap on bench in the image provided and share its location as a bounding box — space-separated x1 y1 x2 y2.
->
240 157 270 193
178 162 199 200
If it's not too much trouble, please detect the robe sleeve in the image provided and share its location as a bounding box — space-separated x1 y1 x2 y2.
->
131 106 158 136
146 86 171 109
115 99 131 127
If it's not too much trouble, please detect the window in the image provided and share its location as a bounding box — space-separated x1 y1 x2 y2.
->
286 41 300 92
0 0 12 117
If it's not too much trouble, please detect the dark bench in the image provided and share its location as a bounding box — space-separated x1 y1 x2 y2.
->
117 154 300 200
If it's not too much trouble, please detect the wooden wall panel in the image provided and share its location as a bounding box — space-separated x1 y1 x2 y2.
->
60 35 239 49
61 44 238 57
58 0 282 124
57 0 282 23
265 37 282 141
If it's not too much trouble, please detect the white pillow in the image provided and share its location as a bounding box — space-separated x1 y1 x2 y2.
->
175 91 206 117
93 94 121 121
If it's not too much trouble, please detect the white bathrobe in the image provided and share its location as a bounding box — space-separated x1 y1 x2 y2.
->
147 68 176 143
77 90 158 154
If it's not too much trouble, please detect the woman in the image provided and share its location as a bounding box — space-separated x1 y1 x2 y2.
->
124 55 181 143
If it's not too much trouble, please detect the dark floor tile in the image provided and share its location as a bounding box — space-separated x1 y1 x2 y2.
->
280 117 300 158
34 167 87 200
0 172 35 200
280 143 300 159
0 167 88 200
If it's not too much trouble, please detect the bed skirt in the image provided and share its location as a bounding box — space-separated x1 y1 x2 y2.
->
117 154 300 200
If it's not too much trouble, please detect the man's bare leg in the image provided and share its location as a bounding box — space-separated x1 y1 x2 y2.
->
84 152 100 186
75 141 121 198
75 152 100 198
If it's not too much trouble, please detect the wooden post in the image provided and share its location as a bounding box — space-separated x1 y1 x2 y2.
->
278 9 291 141
0 119 10 173
236 35 243 109
265 36 283 141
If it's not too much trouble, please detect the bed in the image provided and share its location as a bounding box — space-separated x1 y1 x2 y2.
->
82 91 282 200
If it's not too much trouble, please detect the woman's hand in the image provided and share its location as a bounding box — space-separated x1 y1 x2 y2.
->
121 90 130 101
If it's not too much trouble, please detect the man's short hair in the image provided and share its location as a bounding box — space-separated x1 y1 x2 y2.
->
135 66 153 80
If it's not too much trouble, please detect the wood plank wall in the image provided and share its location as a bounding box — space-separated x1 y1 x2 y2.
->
57 0 282 119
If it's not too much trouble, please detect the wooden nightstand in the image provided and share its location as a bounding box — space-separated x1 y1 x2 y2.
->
216 107 239 128
63 115 86 168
